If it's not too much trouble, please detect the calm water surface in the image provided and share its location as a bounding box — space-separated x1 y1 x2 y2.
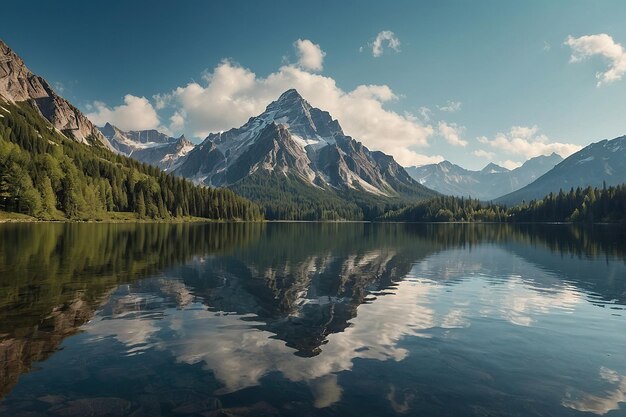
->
0 223 625 417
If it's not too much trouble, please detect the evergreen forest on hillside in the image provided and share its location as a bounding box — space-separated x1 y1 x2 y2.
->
381 185 626 223
0 101 263 221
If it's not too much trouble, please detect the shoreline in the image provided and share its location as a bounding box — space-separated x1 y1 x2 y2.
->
1 217 623 226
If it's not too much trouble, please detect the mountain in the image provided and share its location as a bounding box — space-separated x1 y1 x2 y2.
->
496 136 626 205
99 123 194 171
406 153 563 200
0 40 262 221
0 40 112 149
173 89 435 219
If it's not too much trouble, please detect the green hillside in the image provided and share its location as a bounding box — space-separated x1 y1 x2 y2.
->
0 100 262 221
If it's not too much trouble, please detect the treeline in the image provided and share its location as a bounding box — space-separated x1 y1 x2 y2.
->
380 185 626 223
380 195 509 222
0 101 263 221
509 184 626 223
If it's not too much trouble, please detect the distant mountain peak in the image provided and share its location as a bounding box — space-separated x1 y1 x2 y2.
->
277 88 303 101
266 89 308 112
406 155 562 200
481 163 509 174
98 124 192 171
519 153 563 169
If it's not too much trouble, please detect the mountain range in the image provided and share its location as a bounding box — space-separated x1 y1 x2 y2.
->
405 153 563 201
100 98 626 210
97 89 437 219
99 122 194 171
496 135 626 205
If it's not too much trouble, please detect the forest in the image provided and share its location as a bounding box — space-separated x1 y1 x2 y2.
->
381 184 626 223
230 173 413 221
0 101 263 221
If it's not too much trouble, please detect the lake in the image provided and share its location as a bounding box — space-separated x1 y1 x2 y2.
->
0 222 625 417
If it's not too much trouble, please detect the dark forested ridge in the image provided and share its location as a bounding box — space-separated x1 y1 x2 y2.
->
0 101 263 221
231 172 416 221
508 184 626 223
381 184 626 223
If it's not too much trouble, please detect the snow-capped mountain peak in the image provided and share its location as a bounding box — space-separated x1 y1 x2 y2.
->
98 123 192 171
174 89 433 199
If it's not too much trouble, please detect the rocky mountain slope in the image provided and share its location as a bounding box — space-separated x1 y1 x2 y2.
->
0 39 112 149
99 123 193 171
496 135 626 205
174 89 433 200
406 153 563 200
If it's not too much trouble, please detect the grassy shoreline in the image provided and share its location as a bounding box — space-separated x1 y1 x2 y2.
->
0 211 263 224
2 213 624 225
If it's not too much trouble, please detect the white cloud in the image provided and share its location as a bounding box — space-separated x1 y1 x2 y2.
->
472 149 495 159
565 34 626 86
371 31 401 58
437 121 467 147
161 57 435 166
295 39 326 72
418 106 432 122
86 94 160 131
499 160 522 170
437 100 462 113
477 125 581 159
543 41 551 52
396 150 444 167
169 111 185 133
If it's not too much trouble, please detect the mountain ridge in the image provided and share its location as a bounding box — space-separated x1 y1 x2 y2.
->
0 39 112 149
496 136 626 205
405 153 563 200
98 122 194 171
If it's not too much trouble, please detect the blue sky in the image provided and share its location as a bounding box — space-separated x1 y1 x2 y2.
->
3 0 626 169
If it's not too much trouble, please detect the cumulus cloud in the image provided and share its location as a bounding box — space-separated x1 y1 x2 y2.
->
295 39 326 72
371 31 401 58
86 94 160 131
472 149 495 159
396 150 444 167
160 57 434 166
437 100 462 113
169 111 185 133
565 33 626 86
477 125 581 159
438 121 467 147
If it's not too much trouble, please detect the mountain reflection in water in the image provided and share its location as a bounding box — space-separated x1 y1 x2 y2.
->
0 223 625 417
